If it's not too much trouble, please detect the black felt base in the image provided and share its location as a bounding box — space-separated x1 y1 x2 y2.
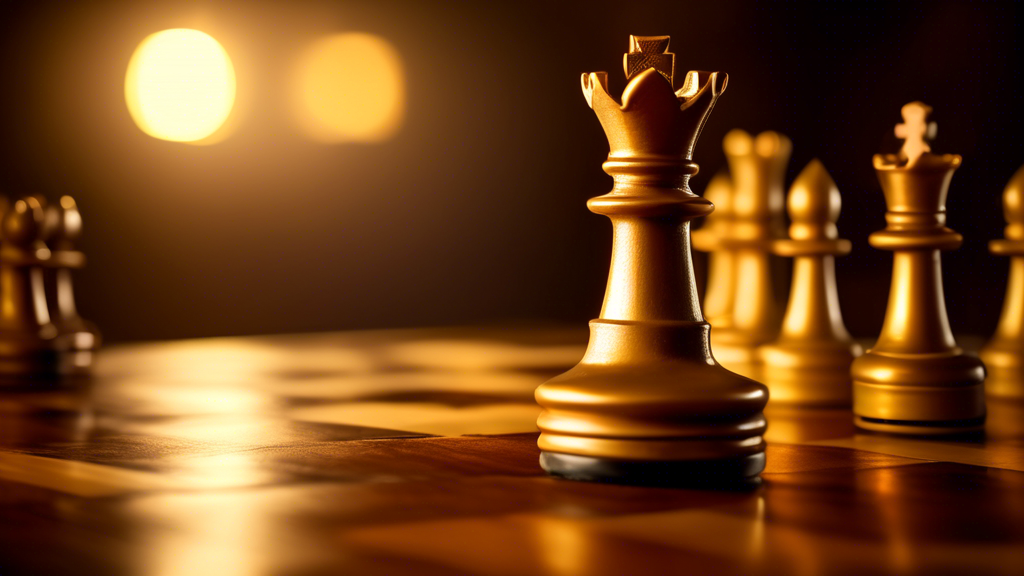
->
540 451 765 491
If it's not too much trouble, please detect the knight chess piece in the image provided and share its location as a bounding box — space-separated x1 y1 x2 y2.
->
46 196 100 374
0 197 61 377
692 172 736 330
535 36 768 486
851 102 986 434
758 159 862 407
980 164 1024 399
710 129 790 379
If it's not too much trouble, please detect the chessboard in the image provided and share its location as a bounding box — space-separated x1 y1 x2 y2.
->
1 326 1023 575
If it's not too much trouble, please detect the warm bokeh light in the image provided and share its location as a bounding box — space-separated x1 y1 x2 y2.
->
125 29 236 142
291 33 405 143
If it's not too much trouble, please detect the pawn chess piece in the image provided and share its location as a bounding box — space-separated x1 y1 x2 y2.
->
535 36 768 486
711 129 791 379
980 164 1024 399
851 102 986 434
692 172 736 330
0 197 60 377
758 160 862 407
46 196 100 374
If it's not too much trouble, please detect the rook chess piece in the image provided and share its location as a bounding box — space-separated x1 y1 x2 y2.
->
758 159 862 407
46 196 100 374
980 164 1024 399
710 130 790 379
692 172 736 330
535 35 768 486
851 102 986 434
0 197 60 377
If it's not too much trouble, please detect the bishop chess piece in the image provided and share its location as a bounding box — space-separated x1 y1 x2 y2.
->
0 197 60 377
535 36 768 486
851 102 986 434
692 172 735 330
759 160 861 407
46 196 100 374
980 164 1024 399
710 129 790 379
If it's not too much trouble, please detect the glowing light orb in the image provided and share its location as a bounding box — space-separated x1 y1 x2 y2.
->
125 29 237 142
292 33 405 143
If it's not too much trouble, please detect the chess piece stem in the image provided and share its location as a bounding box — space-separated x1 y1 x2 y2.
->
759 160 861 407
535 36 767 486
851 102 985 434
711 130 790 378
980 164 1024 398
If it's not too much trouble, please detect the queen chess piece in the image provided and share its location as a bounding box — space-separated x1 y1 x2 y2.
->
851 102 986 434
535 35 768 486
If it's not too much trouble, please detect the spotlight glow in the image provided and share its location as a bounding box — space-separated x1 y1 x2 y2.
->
292 33 405 144
125 29 237 142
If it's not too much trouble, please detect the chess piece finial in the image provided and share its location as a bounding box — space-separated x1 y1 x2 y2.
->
851 103 985 435
46 196 100 374
759 160 862 407
894 101 937 166
537 36 767 486
623 35 674 84
980 164 1024 398
693 172 736 330
0 197 60 378
710 129 791 378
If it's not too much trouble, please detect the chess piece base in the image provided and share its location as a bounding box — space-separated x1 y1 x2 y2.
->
759 341 860 407
853 415 985 436
540 451 764 489
979 345 1024 399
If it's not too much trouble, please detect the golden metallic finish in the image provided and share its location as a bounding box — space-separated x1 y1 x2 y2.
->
851 102 986 434
535 36 767 478
0 197 60 377
759 159 862 407
980 164 1024 399
47 196 101 374
711 130 790 377
692 172 735 330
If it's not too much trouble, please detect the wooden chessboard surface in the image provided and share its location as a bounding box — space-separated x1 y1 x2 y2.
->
2 326 1024 575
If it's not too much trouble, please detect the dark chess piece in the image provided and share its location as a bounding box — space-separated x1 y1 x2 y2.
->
535 36 767 487
0 197 61 378
46 196 100 374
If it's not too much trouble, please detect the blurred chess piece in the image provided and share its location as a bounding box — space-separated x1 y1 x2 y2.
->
980 164 1024 399
0 197 60 378
46 196 100 374
535 35 767 486
692 172 736 330
759 160 862 407
851 102 986 435
711 129 790 379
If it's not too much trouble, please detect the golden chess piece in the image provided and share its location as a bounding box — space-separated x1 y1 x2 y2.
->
851 102 986 434
0 197 60 378
711 129 790 379
692 172 736 330
758 159 862 407
535 36 768 486
980 164 1024 399
46 196 100 374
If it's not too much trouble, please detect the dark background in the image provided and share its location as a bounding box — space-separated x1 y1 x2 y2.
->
0 0 1020 343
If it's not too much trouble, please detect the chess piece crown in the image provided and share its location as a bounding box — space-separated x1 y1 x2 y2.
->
851 101 986 434
536 36 767 486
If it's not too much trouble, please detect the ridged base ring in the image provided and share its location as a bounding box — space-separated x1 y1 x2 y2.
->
539 451 765 490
